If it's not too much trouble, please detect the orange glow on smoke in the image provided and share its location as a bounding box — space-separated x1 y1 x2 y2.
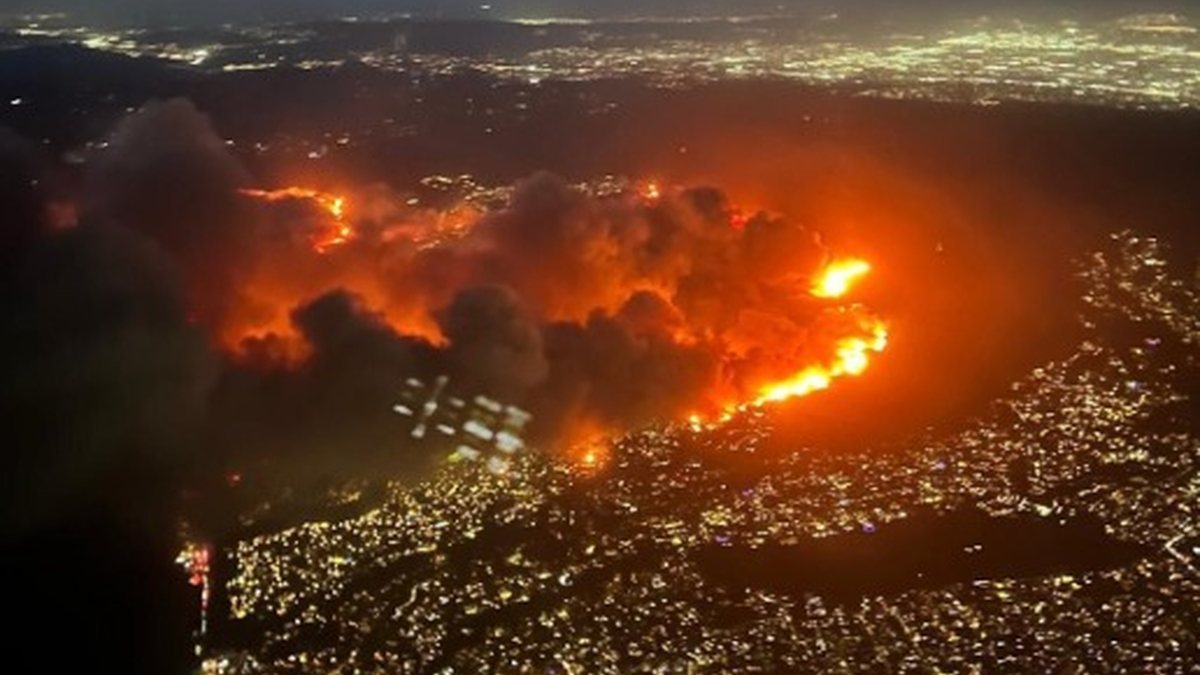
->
692 257 889 422
812 258 871 299
753 319 889 405
240 187 355 254
222 180 889 433
215 185 453 361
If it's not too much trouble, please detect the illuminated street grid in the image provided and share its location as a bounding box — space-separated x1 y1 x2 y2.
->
208 230 1199 673
397 16 1200 110
5 13 1200 109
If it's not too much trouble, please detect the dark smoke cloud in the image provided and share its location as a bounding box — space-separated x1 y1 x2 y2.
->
3 98 847 535
438 285 550 401
0 123 217 537
85 98 257 324
386 172 832 436
533 297 720 440
208 291 443 492
399 172 826 332
0 122 216 672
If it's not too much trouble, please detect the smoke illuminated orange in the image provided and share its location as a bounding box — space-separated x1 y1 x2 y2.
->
241 187 354 253
753 257 886 405
693 256 889 422
812 258 871 298
226 179 889 435
753 319 888 405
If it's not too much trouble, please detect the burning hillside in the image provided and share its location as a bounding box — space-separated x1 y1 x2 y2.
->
218 170 890 443
6 99 893 481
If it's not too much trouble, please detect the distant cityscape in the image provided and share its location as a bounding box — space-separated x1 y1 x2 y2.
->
3 11 1199 109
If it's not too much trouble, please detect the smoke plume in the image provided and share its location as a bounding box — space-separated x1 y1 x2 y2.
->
3 98 880 509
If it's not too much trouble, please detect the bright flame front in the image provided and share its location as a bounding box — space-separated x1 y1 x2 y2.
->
753 319 889 406
696 256 889 422
812 258 871 299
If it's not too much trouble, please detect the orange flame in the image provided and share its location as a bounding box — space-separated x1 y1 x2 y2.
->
692 257 889 424
812 258 871 299
229 181 888 431
753 257 886 405
753 319 888 405
754 257 886 405
240 187 354 254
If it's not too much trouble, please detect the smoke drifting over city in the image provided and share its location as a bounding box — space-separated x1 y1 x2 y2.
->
3 98 889 531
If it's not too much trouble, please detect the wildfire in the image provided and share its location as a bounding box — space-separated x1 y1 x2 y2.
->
753 257 886 405
693 256 889 424
240 187 354 253
227 178 889 439
753 319 889 405
812 258 871 299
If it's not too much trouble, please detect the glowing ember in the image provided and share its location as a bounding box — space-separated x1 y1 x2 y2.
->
240 187 354 253
812 258 872 299
571 439 610 472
